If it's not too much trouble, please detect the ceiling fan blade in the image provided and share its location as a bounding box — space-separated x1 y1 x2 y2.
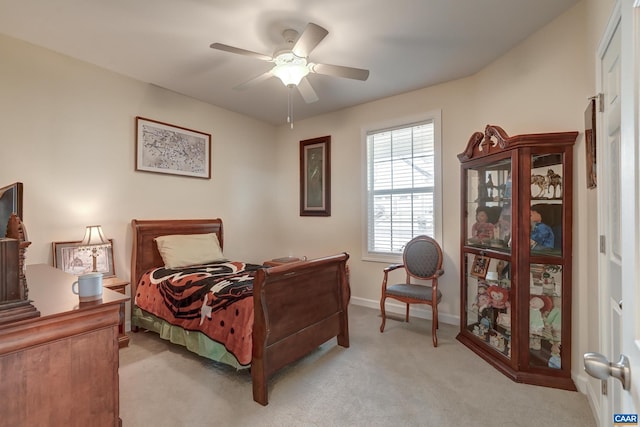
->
292 23 328 58
310 63 370 81
233 70 274 90
297 78 319 103
210 43 273 62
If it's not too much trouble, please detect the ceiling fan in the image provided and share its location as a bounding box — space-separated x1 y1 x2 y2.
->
210 23 370 104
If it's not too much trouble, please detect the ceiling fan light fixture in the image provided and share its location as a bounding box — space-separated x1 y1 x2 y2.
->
272 52 309 86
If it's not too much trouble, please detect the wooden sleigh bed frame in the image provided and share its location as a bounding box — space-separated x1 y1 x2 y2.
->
130 218 351 405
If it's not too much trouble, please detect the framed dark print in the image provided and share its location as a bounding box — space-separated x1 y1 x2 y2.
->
300 136 331 216
136 116 211 179
584 98 597 189
53 239 115 277
470 255 489 279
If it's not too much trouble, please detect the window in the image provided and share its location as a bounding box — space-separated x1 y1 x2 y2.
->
364 112 441 260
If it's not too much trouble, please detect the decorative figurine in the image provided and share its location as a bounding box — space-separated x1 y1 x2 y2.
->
530 206 554 249
531 174 548 198
471 206 495 242
549 342 561 369
529 295 552 350
546 169 562 198
487 285 509 309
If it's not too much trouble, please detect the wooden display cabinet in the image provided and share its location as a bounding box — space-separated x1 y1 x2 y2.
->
456 124 577 390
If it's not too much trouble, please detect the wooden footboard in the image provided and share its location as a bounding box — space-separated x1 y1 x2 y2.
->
251 252 350 406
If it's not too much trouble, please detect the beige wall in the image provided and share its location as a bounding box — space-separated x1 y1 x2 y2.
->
0 34 280 273
0 0 614 396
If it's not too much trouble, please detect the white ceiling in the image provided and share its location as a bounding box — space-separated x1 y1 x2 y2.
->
0 0 579 126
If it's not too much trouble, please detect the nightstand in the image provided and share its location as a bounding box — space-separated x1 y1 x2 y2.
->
103 277 130 348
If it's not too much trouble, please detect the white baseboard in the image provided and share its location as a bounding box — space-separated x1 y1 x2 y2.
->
350 296 460 326
578 373 602 427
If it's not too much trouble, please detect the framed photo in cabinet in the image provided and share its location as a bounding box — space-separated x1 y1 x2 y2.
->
470 255 489 278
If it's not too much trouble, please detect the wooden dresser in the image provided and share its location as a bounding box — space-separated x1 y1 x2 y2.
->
0 264 129 426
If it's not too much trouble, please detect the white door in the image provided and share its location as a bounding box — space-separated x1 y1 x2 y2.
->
598 9 623 423
618 0 640 414
589 1 640 424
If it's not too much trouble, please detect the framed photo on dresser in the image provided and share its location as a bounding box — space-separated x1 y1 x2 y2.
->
53 239 115 277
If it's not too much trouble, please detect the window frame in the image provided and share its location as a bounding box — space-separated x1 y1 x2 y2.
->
361 110 442 263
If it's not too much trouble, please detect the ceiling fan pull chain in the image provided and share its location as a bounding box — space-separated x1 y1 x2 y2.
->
288 86 294 129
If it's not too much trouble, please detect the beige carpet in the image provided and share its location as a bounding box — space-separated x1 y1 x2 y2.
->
119 305 596 427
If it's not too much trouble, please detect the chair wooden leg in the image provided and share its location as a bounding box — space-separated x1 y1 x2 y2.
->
432 307 438 347
405 304 410 322
380 296 386 332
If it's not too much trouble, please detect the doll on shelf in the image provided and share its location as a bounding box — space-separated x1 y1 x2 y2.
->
544 296 562 342
529 295 552 350
487 285 509 310
472 281 489 312
530 206 554 249
471 206 495 242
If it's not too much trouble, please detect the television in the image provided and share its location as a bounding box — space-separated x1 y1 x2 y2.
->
0 182 23 238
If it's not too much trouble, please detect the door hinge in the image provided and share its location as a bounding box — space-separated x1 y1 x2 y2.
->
602 380 608 395
597 93 605 113
589 93 605 112
600 235 606 253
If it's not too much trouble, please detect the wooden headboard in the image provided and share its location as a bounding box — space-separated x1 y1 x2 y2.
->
130 218 223 289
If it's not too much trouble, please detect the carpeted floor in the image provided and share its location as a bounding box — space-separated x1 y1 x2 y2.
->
119 305 596 427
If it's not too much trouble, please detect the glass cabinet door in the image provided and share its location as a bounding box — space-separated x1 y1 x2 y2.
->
466 158 512 253
529 153 563 257
464 253 512 358
529 263 563 369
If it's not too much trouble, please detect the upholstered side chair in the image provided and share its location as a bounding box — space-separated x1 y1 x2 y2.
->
379 235 444 347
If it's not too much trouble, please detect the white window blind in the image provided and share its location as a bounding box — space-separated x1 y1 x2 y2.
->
366 120 436 255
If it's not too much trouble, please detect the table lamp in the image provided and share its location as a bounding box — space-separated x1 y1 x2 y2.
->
80 225 110 272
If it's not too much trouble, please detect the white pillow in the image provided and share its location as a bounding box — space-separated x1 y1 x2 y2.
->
154 233 226 268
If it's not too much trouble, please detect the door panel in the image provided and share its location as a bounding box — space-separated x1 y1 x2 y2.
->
594 2 640 423
602 15 623 418
619 0 640 413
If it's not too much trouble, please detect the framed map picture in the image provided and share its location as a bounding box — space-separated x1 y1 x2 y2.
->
135 116 211 179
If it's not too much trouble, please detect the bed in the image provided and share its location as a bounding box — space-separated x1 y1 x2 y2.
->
130 218 351 405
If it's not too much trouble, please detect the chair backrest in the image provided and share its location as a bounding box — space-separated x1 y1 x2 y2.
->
403 235 443 280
